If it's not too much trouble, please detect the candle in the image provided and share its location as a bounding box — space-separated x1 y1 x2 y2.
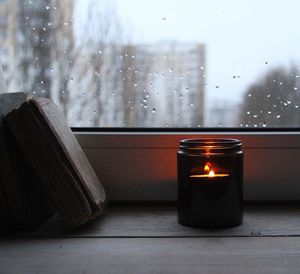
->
177 139 243 228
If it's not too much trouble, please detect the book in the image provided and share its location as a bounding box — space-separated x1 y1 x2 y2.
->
5 96 107 228
0 93 54 233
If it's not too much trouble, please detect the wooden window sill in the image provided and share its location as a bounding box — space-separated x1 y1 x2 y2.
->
1 203 300 273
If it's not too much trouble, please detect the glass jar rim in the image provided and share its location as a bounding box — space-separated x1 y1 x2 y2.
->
179 138 242 154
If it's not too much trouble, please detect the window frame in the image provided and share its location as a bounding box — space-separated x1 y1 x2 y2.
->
74 128 300 201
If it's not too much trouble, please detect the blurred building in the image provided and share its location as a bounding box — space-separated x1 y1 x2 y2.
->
141 42 206 127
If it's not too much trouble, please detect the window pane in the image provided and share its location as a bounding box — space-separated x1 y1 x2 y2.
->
0 0 299 127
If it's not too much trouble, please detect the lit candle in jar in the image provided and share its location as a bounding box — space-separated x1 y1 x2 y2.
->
177 139 243 228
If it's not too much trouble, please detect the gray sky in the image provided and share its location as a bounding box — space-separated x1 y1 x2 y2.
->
75 0 300 106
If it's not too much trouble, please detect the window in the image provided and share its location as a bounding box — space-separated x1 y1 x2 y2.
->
1 0 300 128
1 1 300 201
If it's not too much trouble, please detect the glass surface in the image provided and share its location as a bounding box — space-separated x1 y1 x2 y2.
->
0 0 299 128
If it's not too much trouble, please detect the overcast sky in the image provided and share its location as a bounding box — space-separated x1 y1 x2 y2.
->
75 0 300 106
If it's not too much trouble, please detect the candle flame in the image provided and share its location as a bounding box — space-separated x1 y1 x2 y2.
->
190 162 229 178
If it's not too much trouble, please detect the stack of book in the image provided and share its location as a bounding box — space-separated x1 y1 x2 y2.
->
0 93 107 233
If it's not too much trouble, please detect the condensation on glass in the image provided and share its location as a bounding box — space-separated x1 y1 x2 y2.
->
0 0 299 128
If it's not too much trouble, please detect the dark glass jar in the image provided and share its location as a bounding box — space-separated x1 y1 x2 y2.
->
177 138 243 228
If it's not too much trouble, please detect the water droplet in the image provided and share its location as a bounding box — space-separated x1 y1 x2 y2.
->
47 22 52 27
253 114 258 118
262 122 267 128
295 105 299 109
276 114 281 119
133 83 138 87
169 68 174 73
179 95 183 100
179 75 184 80
233 76 237 79
279 82 283 85
294 87 298 90
267 111 272 114
45 5 50 10
247 111 251 115
296 75 300 78
162 17 167 21
42 27 47 31
265 61 268 64
161 73 165 77
200 66 204 70
248 93 252 97
131 55 135 59
287 100 291 104
152 108 156 114
267 94 271 98
215 85 219 89
185 88 190 93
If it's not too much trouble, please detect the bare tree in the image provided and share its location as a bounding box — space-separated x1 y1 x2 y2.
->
50 0 75 120
16 0 52 98
75 1 123 126
240 66 300 127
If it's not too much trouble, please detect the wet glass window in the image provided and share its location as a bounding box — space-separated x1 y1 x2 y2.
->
0 0 299 128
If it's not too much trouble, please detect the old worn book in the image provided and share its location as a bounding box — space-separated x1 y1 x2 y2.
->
0 93 54 233
6 97 107 228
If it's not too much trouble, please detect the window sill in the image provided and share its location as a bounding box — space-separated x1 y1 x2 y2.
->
1 202 300 273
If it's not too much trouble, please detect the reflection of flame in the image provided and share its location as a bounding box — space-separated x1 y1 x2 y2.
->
208 170 215 177
204 164 210 172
